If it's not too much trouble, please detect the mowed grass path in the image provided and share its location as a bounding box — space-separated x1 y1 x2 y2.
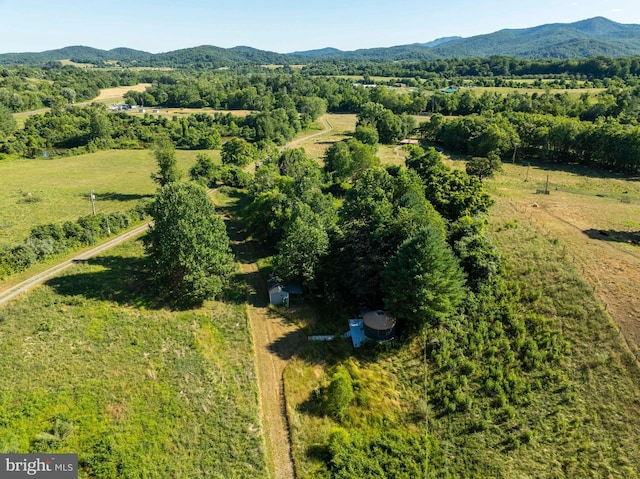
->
0 239 267 478
0 149 216 244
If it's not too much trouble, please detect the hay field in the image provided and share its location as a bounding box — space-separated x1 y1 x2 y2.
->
0 149 214 244
486 160 640 361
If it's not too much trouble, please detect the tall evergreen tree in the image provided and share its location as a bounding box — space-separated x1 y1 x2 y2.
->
382 225 466 331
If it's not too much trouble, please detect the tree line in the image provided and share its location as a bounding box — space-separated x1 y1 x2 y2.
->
421 110 640 173
303 55 640 81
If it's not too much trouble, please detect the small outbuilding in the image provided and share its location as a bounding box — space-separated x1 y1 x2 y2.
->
362 310 396 341
267 274 302 307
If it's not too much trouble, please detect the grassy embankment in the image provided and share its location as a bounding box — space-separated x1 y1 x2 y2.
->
0 238 267 478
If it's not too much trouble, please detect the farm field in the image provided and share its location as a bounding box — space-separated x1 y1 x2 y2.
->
0 239 267 478
124 107 253 119
460 85 607 98
92 83 151 103
0 149 213 244
11 83 154 124
287 113 356 162
487 160 640 361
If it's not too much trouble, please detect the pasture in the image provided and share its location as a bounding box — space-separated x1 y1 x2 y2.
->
459 85 607 98
124 107 253 119
486 159 640 361
92 83 152 104
0 239 267 478
0 149 214 244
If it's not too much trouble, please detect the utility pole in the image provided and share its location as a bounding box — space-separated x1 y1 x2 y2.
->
90 191 96 216
512 143 518 163
545 174 550 194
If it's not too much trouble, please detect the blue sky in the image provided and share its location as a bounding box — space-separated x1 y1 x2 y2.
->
0 0 639 53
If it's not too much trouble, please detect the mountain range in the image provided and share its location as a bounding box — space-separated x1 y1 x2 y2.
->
1 17 639 67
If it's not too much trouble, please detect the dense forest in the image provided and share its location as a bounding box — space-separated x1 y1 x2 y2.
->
2 62 640 173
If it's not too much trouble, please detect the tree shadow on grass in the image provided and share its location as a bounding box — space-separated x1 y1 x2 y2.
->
511 157 640 182
96 192 154 202
217 188 275 263
583 228 640 245
45 254 163 309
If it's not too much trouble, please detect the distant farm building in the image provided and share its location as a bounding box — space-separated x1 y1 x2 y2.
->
399 139 419 145
267 274 302 307
440 87 459 94
108 103 131 111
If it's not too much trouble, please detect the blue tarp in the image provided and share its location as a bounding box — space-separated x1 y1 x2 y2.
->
348 319 366 348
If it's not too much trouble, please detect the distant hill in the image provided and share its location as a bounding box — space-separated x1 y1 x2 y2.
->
419 36 463 48
290 17 640 61
291 47 343 58
430 17 640 59
1 17 639 66
150 45 290 67
0 45 152 65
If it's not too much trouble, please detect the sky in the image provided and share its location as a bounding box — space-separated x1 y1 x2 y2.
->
0 0 639 54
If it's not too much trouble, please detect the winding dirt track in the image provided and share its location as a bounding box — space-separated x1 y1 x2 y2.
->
230 114 334 478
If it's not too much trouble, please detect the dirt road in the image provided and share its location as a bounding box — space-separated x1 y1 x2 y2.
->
231 237 305 479
286 115 333 149
228 116 334 478
0 222 150 307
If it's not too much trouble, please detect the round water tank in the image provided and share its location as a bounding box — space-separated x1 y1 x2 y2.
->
362 310 396 340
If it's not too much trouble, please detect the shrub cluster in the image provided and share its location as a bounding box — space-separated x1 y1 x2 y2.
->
0 205 148 279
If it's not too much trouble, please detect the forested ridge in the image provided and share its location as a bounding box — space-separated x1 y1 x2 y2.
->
2 17 640 66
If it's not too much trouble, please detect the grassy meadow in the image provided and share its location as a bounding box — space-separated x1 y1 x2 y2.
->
0 238 267 478
460 85 607 98
0 149 215 245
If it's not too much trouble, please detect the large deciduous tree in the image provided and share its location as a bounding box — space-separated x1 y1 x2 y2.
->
151 138 181 186
0 105 17 143
382 225 466 331
272 203 329 287
144 182 234 305
466 152 502 181
221 137 256 167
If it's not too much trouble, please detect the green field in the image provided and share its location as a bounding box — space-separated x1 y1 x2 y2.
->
0 149 218 245
460 85 607 98
0 239 267 478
